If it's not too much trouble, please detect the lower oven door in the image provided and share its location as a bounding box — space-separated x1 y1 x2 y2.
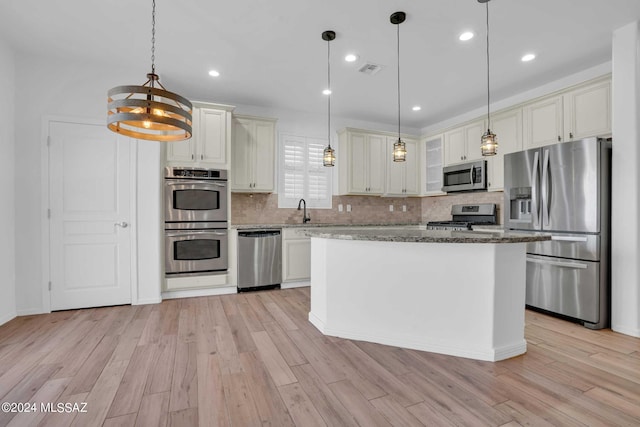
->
165 229 228 276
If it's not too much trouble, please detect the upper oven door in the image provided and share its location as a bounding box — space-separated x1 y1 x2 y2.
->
164 179 228 223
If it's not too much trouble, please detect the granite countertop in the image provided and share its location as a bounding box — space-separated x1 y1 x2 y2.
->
299 227 550 244
231 223 421 230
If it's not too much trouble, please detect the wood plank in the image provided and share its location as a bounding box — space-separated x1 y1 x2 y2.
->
369 395 426 427
138 310 162 346
243 293 276 325
327 380 391 427
136 392 170 427
6 377 69 427
277 382 327 427
103 413 137 427
195 299 218 356
64 335 118 395
169 408 198 427
494 400 556 427
251 330 297 386
107 344 156 418
584 386 640 420
196 353 230 427
262 301 298 331
178 300 198 343
227 313 257 354
169 341 198 412
405 402 456 427
239 351 295 427
289 364 359 427
39 392 89 427
70 359 129 427
262 321 307 367
221 372 262 427
145 335 177 395
237 301 266 333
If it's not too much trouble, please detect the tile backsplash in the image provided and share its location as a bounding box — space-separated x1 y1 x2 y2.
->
231 194 422 225
231 191 504 225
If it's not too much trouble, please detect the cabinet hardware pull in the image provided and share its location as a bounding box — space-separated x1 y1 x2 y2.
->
569 132 573 139
201 154 204 160
557 135 561 142
191 154 195 160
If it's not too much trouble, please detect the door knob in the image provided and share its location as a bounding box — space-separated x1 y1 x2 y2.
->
115 222 129 228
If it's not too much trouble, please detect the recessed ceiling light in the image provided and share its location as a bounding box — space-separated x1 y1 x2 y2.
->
208 70 220 77
412 106 421 111
322 89 332 95
345 54 358 62
521 53 536 62
459 32 474 41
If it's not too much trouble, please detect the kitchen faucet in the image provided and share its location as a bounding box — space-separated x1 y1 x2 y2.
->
297 198 311 224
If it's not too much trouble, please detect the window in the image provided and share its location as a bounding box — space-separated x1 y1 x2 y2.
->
278 134 332 209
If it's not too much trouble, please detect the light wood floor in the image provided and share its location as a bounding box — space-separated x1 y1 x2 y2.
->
1 287 639 427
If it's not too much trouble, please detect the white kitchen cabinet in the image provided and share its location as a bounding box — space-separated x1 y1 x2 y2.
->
563 78 611 141
423 134 445 195
338 129 387 195
444 119 486 165
486 108 523 191
385 137 419 196
282 228 310 283
166 103 234 168
231 115 277 192
523 95 564 149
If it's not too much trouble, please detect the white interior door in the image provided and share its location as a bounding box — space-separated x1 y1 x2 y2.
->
48 120 133 310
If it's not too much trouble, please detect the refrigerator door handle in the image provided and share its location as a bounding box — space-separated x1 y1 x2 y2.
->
526 256 589 270
531 151 540 227
541 149 551 227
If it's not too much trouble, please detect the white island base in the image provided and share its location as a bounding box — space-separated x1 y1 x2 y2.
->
308 237 528 362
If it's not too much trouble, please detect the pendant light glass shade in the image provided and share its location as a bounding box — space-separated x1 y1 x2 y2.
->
107 0 192 142
322 30 336 167
479 0 497 156
391 12 406 162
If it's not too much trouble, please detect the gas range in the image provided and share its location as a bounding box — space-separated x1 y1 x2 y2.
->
426 203 497 231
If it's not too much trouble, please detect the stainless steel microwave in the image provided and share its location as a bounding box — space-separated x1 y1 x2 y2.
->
442 160 487 193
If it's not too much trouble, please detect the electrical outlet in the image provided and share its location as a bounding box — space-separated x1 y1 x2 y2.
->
338 204 343 212
346 204 352 212
389 205 394 212
402 205 407 212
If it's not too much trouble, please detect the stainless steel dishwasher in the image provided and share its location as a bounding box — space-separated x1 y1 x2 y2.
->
237 229 282 291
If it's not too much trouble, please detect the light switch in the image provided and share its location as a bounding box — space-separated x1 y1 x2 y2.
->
338 204 343 212
389 205 394 212
402 205 407 212
346 204 352 212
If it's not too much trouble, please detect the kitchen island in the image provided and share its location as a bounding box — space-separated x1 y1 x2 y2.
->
300 227 550 362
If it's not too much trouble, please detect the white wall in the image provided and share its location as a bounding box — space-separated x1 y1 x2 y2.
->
611 22 640 337
0 39 16 325
14 53 163 314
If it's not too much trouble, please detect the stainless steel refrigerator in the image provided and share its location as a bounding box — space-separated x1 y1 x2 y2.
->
503 137 611 329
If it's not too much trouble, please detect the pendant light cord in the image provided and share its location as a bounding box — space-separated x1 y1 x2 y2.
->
397 22 401 141
485 1 490 130
327 37 331 149
151 0 156 75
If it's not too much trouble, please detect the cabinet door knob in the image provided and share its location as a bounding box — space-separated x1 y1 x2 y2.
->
557 135 561 142
569 132 573 139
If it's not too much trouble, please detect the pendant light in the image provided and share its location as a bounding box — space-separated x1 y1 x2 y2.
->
107 0 192 142
479 0 497 156
390 12 406 162
322 30 336 167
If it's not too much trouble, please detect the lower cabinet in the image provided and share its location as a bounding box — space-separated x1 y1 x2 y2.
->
282 228 311 283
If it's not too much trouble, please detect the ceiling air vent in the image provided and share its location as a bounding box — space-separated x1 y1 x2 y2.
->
358 62 383 75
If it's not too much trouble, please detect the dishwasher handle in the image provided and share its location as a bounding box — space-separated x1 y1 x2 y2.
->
238 230 281 238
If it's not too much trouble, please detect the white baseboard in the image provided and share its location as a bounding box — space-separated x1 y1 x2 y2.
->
161 286 237 300
281 281 310 289
0 311 17 326
612 324 640 338
16 307 46 316
134 298 162 306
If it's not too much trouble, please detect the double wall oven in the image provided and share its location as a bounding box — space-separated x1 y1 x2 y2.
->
164 167 228 276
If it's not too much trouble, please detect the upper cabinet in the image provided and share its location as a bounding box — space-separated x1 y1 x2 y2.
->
563 78 611 141
443 119 486 165
385 137 419 196
231 115 277 193
166 103 234 168
486 108 523 191
523 77 611 149
423 134 444 195
338 129 387 195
